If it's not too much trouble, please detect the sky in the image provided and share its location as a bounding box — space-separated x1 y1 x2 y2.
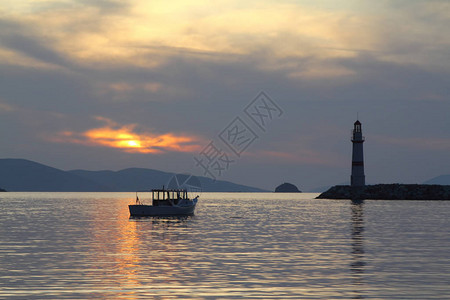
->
0 0 449 191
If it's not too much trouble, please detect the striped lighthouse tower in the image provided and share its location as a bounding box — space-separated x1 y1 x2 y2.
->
351 120 365 187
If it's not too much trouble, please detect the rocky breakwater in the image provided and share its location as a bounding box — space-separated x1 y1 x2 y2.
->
317 184 450 200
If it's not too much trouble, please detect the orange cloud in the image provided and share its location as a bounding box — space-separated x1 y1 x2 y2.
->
373 135 450 151
0 101 16 112
51 118 202 154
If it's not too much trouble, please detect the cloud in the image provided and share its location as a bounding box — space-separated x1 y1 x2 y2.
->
1 0 448 84
48 117 204 154
0 1 443 71
0 101 15 112
0 34 70 68
373 135 450 151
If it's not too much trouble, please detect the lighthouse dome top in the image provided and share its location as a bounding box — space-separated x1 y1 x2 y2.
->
354 120 361 125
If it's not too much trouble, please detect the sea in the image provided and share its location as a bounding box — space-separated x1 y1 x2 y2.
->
0 192 449 299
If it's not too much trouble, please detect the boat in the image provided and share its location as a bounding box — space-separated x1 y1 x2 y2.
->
129 188 199 217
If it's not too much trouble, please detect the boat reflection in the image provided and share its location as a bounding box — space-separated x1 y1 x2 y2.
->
350 199 366 299
129 215 194 223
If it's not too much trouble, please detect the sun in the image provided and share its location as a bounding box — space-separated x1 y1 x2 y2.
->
126 140 141 148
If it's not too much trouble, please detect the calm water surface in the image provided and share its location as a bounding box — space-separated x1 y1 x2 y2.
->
0 192 449 299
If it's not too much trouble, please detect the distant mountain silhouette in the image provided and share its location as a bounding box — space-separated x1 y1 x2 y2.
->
69 169 266 192
68 168 173 192
423 174 450 185
307 185 331 193
0 158 266 192
198 177 266 192
0 159 109 191
308 181 349 193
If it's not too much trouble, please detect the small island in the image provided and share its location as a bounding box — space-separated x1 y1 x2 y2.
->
275 182 301 193
316 184 450 200
0 188 6 192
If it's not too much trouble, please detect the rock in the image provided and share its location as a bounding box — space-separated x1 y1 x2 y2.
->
0 187 6 192
316 184 450 200
275 182 301 193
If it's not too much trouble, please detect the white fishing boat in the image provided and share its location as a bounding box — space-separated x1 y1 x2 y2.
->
129 188 199 217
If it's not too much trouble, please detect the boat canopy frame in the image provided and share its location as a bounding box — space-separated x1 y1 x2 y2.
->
151 189 189 206
152 189 189 200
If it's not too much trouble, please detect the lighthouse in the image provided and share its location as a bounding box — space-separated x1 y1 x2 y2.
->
351 120 365 187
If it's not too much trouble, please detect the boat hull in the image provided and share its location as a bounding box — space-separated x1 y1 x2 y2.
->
129 204 196 217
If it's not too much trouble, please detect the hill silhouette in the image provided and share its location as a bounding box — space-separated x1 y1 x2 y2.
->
69 168 173 192
0 158 266 192
69 168 266 192
424 175 450 185
0 159 109 191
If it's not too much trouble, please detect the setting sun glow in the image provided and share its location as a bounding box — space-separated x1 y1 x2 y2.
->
52 118 202 154
126 140 140 147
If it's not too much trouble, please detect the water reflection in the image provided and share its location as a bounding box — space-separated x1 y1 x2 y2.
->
129 216 195 240
86 198 142 294
350 200 365 299
85 202 199 298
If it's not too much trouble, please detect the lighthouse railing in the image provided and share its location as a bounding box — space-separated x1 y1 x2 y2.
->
351 130 365 141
